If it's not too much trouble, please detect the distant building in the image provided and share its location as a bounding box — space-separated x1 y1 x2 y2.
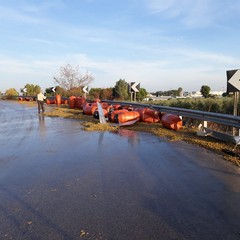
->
210 91 224 97
183 92 191 97
190 90 224 98
191 91 202 98
144 90 224 101
143 93 173 101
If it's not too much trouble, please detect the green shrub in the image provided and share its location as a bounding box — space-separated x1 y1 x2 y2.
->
150 97 237 114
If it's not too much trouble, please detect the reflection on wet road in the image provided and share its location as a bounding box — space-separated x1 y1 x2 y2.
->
0 101 240 240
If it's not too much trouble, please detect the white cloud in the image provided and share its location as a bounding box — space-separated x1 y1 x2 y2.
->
166 48 240 66
145 0 240 28
0 1 65 26
63 53 229 92
0 6 45 24
28 38 52 45
147 0 176 15
0 44 236 93
21 0 65 13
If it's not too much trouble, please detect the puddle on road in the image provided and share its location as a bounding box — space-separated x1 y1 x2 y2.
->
0 100 233 173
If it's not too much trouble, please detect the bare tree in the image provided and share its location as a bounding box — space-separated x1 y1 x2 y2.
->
54 64 94 90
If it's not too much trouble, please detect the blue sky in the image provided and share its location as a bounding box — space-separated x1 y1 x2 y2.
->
1 0 240 93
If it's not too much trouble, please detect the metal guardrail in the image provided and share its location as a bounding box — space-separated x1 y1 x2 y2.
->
3 97 239 129
102 100 240 129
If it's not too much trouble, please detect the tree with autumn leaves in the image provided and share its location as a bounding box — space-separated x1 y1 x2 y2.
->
5 88 18 96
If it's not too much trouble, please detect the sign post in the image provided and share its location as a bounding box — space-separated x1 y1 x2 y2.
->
226 69 240 136
51 87 56 96
23 88 27 96
83 86 89 99
233 92 239 117
130 82 140 102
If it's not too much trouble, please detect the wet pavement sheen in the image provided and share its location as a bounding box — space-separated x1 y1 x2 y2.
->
0 101 240 240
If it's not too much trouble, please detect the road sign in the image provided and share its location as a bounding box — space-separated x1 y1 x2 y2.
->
83 86 89 93
23 88 27 93
227 69 240 93
131 82 140 92
52 87 56 93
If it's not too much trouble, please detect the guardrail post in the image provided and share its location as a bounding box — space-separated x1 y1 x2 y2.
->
233 92 239 136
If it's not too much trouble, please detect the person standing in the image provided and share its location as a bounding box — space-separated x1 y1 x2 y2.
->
37 90 46 114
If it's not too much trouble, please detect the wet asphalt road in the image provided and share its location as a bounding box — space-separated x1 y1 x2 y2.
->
0 101 240 240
